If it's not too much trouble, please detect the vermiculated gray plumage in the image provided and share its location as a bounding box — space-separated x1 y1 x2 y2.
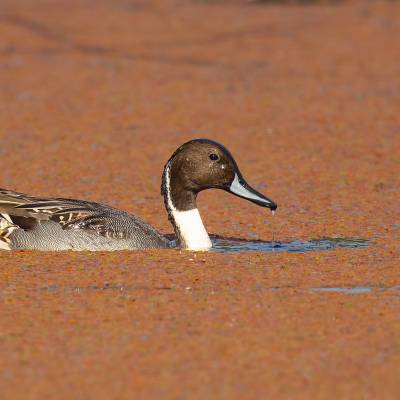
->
0 188 170 250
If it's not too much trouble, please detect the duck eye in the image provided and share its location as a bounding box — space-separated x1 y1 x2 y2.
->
209 153 219 161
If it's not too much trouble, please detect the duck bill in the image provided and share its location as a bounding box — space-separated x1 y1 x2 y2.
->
228 174 277 212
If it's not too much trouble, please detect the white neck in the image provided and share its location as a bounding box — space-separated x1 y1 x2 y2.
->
171 208 212 251
164 162 212 251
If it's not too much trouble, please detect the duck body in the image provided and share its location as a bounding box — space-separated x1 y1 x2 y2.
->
0 139 277 251
0 189 170 251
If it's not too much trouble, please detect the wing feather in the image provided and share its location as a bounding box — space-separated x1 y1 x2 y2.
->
0 188 114 234
0 188 168 246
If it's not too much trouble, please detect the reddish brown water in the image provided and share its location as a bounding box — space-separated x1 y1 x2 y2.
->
1 1 399 398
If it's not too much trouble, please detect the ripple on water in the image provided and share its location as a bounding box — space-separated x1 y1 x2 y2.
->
310 286 372 294
310 286 400 294
210 237 368 253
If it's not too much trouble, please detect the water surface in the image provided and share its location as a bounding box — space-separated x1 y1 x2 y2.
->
211 237 368 253
310 286 372 294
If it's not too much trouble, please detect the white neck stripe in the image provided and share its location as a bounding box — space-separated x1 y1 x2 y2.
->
164 163 212 251
164 161 174 212
171 208 212 250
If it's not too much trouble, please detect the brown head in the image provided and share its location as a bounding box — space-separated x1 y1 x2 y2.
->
161 139 277 213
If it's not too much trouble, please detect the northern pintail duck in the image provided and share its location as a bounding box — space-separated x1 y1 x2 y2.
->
0 139 277 251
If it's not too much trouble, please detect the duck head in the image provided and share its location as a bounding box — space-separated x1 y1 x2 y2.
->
162 139 277 250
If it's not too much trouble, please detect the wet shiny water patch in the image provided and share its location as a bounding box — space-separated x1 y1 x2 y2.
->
310 286 400 294
211 237 368 253
310 286 372 294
